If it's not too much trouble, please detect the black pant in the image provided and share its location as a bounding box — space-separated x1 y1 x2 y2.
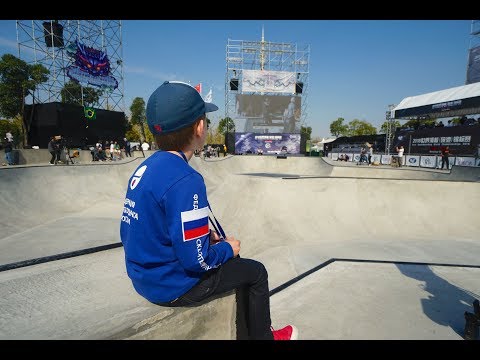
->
160 257 273 340
49 151 57 164
441 156 449 169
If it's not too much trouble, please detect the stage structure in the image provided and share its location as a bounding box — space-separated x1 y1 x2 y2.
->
15 20 124 112
225 27 310 153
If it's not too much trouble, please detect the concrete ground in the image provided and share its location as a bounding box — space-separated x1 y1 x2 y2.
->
0 153 479 340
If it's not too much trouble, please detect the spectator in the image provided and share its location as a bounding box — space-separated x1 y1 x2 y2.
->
124 138 132 157
5 130 13 144
119 80 297 340
114 141 122 160
395 145 404 167
367 143 373 165
110 140 115 161
283 97 296 133
440 146 451 170
3 137 13 165
97 145 107 161
262 97 272 125
48 136 61 165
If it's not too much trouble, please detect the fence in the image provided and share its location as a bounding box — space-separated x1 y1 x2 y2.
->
329 152 479 169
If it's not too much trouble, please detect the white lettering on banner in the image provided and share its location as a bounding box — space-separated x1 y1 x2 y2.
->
254 135 282 140
196 239 211 271
432 99 461 109
413 135 471 146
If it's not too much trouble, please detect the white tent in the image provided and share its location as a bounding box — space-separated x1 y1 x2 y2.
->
312 137 336 151
392 82 480 120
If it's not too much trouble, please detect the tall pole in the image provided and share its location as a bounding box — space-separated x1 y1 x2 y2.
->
385 104 396 155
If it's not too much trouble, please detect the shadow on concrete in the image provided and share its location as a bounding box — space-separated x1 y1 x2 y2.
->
396 264 479 338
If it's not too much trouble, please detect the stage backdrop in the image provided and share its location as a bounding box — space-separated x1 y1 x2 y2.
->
234 133 301 155
25 102 126 148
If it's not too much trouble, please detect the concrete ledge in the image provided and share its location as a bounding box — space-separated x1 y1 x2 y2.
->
9 149 148 166
0 247 237 340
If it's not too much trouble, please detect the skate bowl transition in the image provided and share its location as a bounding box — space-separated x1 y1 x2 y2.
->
0 152 479 340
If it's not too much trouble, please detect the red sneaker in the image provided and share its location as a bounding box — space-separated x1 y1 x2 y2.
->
271 325 298 340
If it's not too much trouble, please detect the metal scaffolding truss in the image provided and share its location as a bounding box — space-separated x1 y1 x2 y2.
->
15 20 124 112
465 20 480 85
469 20 480 46
225 33 310 133
384 104 396 155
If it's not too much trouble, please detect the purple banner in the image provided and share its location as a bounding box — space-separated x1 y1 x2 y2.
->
235 133 301 155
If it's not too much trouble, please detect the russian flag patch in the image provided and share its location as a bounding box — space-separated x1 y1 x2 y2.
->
181 207 209 241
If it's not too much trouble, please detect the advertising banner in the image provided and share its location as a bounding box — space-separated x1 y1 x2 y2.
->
405 155 420 167
242 69 296 94
234 133 300 155
420 155 437 168
394 126 480 156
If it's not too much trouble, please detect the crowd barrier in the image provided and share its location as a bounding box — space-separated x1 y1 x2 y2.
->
329 152 480 169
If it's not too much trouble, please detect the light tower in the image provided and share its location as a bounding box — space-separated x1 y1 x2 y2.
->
15 20 124 112
466 20 480 85
225 28 310 134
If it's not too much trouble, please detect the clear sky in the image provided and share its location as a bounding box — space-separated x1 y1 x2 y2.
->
0 19 474 139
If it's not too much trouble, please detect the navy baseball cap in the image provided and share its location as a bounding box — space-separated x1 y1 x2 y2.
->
146 81 218 135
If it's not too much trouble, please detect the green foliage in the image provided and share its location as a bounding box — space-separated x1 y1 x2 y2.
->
301 126 312 140
450 117 462 126
329 117 377 137
126 123 153 144
347 119 377 136
218 117 235 134
0 54 50 146
60 80 103 106
0 54 49 119
329 117 348 137
129 97 146 125
129 97 147 142
402 118 438 129
379 120 401 134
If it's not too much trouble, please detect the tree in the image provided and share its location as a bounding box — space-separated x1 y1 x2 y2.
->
0 53 49 146
218 117 235 135
348 119 377 136
60 80 103 106
346 119 377 136
379 120 401 134
329 117 348 137
402 118 437 130
129 97 147 142
301 126 312 140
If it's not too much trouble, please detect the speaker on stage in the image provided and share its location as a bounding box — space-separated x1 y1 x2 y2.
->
229 79 239 91
295 82 303 94
43 21 64 48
